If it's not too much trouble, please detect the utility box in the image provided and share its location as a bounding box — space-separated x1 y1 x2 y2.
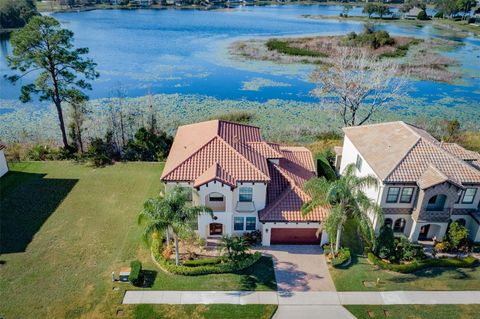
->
119 267 131 282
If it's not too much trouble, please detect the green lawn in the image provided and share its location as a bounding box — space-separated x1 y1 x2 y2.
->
330 219 480 291
132 304 277 319
345 305 480 319
0 162 276 319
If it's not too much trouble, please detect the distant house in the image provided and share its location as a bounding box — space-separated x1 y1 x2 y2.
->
161 120 329 246
404 7 423 20
0 143 8 177
129 0 153 6
337 121 480 243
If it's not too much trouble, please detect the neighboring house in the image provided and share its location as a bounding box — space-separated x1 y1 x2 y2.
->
337 121 480 243
404 7 423 19
0 143 8 177
161 120 329 246
129 0 153 6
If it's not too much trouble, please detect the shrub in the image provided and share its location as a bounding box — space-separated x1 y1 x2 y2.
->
86 131 118 167
219 235 251 261
434 241 449 253
266 39 328 57
368 252 478 273
242 230 262 245
344 29 395 50
123 127 173 162
162 244 173 260
129 260 143 286
332 248 351 267
448 222 469 250
417 10 428 20
152 248 263 276
182 257 225 267
375 225 395 258
209 110 255 123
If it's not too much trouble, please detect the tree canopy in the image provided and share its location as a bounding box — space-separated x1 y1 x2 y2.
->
6 16 98 148
0 0 38 29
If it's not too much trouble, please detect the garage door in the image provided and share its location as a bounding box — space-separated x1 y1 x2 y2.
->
270 228 321 245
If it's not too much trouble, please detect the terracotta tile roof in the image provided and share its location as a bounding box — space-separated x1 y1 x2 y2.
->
440 143 480 161
344 121 480 186
162 120 329 223
417 165 462 190
386 139 480 185
0 143 5 151
162 136 269 184
193 163 236 188
259 148 328 222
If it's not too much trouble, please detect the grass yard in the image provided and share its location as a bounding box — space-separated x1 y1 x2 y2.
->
0 162 276 319
132 304 277 319
330 219 480 291
345 305 480 319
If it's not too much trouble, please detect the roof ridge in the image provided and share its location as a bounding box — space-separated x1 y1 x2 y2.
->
217 136 271 181
162 136 219 180
384 137 422 182
343 121 405 131
421 135 480 181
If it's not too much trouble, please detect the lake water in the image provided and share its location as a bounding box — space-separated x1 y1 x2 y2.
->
0 5 479 109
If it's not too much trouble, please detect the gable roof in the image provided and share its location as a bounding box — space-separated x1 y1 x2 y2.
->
343 121 480 186
259 147 328 222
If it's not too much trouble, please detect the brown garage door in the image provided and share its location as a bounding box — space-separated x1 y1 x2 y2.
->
270 228 321 245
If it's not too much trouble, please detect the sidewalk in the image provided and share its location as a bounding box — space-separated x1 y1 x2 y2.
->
123 290 480 305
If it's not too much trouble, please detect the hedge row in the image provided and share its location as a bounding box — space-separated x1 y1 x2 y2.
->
367 252 478 273
182 257 226 267
152 250 263 276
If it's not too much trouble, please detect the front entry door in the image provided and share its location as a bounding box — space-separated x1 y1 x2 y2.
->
418 225 430 240
209 223 223 236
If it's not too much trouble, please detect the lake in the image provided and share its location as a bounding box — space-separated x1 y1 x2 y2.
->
0 5 479 139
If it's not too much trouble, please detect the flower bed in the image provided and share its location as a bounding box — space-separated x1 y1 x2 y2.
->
367 252 478 274
325 247 351 268
152 245 263 276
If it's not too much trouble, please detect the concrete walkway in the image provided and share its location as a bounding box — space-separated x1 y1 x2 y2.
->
256 245 336 292
123 290 480 305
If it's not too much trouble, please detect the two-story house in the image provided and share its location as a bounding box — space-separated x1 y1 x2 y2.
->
337 121 480 243
160 120 329 246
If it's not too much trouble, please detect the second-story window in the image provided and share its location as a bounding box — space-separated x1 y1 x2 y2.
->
462 188 477 204
239 187 253 202
355 154 363 172
209 193 224 202
386 187 400 203
399 187 414 203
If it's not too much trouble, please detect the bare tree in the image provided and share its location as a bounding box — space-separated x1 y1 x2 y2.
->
311 47 408 127
68 96 89 153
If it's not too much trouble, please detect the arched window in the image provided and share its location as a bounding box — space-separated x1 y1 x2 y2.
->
426 194 447 211
384 218 393 228
393 218 406 233
456 218 466 227
206 192 225 212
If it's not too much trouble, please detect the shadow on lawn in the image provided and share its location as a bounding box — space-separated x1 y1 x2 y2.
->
0 171 78 254
386 266 475 284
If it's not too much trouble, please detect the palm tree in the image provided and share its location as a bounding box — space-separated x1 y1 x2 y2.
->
302 164 383 254
138 186 212 265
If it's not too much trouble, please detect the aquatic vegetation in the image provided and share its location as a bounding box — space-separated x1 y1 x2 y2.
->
241 77 291 91
1 92 478 146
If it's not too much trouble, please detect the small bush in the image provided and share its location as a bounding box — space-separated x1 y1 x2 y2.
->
266 39 328 57
152 241 262 276
129 260 143 286
368 252 478 273
182 257 225 267
448 222 469 250
417 10 428 20
332 248 351 267
209 110 255 123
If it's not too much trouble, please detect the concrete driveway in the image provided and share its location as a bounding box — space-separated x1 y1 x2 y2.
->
258 245 336 292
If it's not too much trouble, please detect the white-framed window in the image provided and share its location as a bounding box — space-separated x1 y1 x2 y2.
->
399 187 414 203
245 217 256 231
386 187 400 203
462 188 477 204
234 217 244 231
355 154 363 172
209 192 224 202
239 187 253 202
